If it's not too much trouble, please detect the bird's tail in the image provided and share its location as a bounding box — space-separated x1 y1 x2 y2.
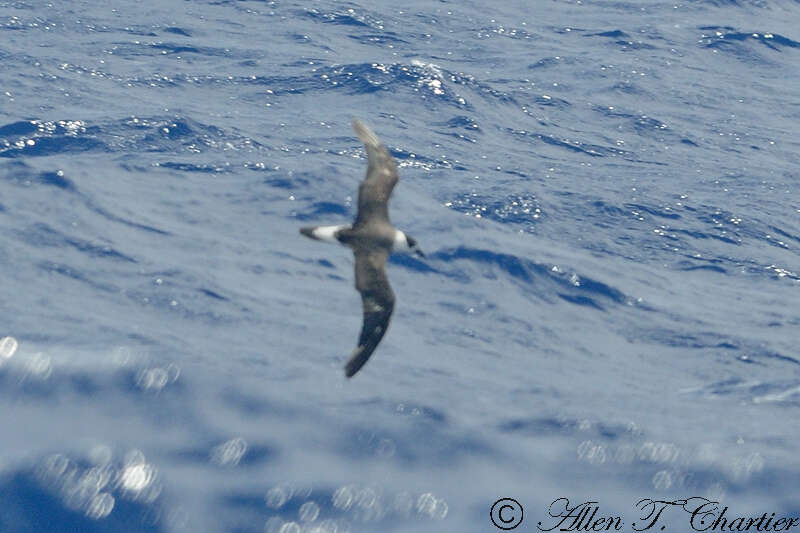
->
299 225 348 244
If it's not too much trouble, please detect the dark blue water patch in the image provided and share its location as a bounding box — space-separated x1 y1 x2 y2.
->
747 349 800 366
700 28 800 51
138 118 212 145
687 204 783 247
533 93 572 108
616 40 656 50
163 26 192 36
336 422 493 466
498 416 631 441
434 247 629 310
559 274 630 310
37 261 120 293
706 380 800 408
292 63 389 95
435 115 481 142
163 41 252 59
110 41 255 61
249 61 495 109
528 56 568 69
232 443 275 467
114 366 188 400
348 32 408 46
590 200 628 220
703 377 768 396
703 38 763 62
436 247 535 282
445 192 542 230
439 115 481 132
220 483 439 533
0 119 103 148
295 201 350 221
150 43 201 54
121 24 158 37
199 288 228 301
166 440 276 468
262 176 296 189
352 397 448 424
0 135 108 158
0 160 77 191
587 30 630 39
497 415 570 435
0 120 39 137
388 253 438 274
605 81 651 96
675 260 727 273
0 467 167 533
593 107 676 141
585 29 658 49
109 116 257 155
768 225 800 246
160 119 193 138
474 23 539 41
388 147 440 167
218 386 302 419
0 367 102 400
1 359 187 411
393 402 447 424
669 227 738 245
626 203 681 220
158 161 230 173
630 328 768 353
694 0 750 6
632 116 670 135
511 128 627 158
123 287 238 325
84 198 170 236
287 32 336 51
301 8 371 27
18 223 137 263
37 170 75 190
558 293 601 309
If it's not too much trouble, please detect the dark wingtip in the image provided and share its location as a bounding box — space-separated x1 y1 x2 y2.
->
300 226 315 239
344 346 369 378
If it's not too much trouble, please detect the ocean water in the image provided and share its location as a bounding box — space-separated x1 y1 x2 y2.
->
1 0 799 531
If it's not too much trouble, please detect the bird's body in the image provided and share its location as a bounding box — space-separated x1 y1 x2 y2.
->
300 119 423 378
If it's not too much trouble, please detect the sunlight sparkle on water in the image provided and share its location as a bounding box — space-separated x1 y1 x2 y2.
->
0 336 18 362
210 437 248 466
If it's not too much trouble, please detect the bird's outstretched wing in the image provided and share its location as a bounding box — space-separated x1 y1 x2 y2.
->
344 247 395 377
352 119 399 226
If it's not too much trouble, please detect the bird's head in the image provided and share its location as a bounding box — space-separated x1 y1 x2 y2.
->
403 233 425 259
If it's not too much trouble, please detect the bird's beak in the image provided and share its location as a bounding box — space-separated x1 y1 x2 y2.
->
415 249 426 259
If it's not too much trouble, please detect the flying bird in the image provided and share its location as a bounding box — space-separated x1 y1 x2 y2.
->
300 119 424 378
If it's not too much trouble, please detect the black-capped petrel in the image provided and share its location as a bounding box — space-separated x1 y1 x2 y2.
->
300 119 424 378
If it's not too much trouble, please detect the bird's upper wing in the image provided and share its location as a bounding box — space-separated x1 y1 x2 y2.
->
344 247 395 377
352 119 399 226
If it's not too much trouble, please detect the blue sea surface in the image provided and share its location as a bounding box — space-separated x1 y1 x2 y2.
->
1 0 799 531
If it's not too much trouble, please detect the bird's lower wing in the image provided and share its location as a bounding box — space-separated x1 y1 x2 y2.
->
344 295 394 377
345 248 395 377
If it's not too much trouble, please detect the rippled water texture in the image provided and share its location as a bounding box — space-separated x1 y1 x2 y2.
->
1 0 799 531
